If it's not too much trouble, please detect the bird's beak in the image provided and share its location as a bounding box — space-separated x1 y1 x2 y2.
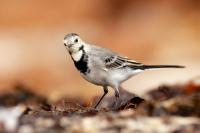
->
64 43 69 49
63 40 69 49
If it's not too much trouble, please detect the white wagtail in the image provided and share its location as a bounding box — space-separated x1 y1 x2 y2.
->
63 33 184 108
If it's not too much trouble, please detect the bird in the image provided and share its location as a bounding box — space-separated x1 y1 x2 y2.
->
63 33 184 108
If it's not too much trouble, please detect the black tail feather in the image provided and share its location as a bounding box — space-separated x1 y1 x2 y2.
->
131 65 185 70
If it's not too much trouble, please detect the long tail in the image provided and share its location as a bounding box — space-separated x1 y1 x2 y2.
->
131 65 185 70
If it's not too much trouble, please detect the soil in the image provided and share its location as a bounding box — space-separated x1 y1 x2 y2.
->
0 81 199 133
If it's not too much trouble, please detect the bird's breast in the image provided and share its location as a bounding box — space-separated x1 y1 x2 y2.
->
72 50 90 74
81 68 108 86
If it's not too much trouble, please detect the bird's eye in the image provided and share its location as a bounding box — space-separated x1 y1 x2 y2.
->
74 38 78 43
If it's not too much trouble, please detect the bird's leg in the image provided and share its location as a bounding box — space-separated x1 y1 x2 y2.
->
113 89 120 109
94 86 108 108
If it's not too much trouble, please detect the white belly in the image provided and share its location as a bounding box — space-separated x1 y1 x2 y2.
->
81 67 143 87
108 68 143 84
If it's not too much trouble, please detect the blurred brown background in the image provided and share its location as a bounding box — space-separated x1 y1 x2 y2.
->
0 0 199 101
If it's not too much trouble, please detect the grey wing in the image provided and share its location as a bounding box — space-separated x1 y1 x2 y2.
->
88 45 143 71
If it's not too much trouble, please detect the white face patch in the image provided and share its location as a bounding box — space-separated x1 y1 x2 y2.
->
71 50 83 61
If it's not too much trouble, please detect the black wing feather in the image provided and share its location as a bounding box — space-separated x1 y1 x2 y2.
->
104 55 142 69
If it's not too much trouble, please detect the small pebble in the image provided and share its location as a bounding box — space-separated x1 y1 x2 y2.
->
18 125 34 133
35 118 55 128
60 117 70 127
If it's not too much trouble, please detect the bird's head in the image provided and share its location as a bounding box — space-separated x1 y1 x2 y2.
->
63 33 84 54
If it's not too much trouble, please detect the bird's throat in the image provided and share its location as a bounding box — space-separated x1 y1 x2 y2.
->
71 50 83 62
